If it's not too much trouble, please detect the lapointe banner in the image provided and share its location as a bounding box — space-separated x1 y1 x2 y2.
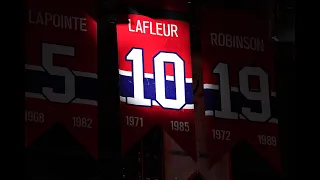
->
201 9 280 172
117 13 197 160
119 0 188 12
25 0 98 158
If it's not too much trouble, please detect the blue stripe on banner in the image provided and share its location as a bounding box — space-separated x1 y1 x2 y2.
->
204 89 277 118
25 70 98 101
120 75 194 104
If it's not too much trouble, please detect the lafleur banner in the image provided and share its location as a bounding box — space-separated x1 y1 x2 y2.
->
25 0 98 158
201 9 280 172
117 13 197 160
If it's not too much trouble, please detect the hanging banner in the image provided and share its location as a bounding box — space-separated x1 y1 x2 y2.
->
117 13 197 160
201 9 280 172
119 0 188 12
25 0 98 158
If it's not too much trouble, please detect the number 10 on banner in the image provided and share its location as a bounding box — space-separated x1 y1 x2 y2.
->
123 48 188 110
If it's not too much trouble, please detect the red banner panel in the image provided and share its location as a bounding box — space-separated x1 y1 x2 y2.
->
201 9 280 172
117 13 197 160
25 0 98 158
120 0 188 12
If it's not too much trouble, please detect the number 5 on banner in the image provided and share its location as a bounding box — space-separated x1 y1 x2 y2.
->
42 43 76 103
125 48 187 110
